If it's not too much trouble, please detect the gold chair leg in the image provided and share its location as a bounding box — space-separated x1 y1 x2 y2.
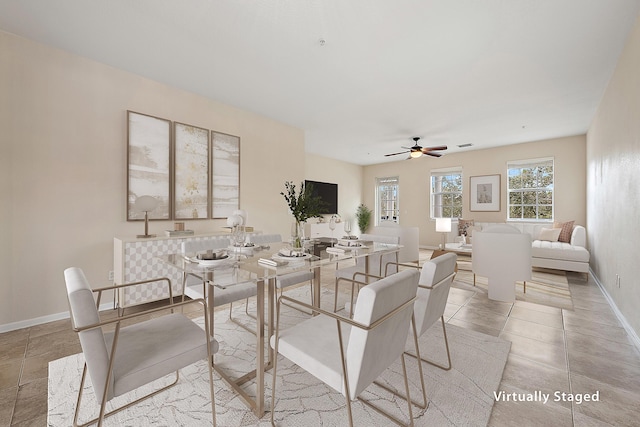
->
360 353 415 426
74 368 181 427
375 315 427 409
404 316 452 371
524 281 527 293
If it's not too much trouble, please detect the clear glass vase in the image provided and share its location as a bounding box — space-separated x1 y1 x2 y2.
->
291 220 305 248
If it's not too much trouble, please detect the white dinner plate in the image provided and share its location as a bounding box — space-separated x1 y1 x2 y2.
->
272 252 312 262
334 243 367 250
189 255 232 267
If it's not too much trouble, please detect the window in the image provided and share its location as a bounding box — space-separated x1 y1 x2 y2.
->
376 176 399 224
507 158 554 221
431 168 463 219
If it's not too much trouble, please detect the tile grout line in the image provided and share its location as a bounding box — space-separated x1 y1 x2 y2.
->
561 303 576 427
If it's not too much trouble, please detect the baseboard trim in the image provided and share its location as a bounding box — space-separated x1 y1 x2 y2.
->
0 302 114 334
590 267 640 352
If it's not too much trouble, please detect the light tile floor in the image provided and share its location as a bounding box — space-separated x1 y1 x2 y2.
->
2 250 640 426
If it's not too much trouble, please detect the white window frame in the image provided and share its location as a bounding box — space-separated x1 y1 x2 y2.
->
375 176 399 224
507 157 554 222
430 167 463 220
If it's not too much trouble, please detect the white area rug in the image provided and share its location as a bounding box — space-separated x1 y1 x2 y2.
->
48 285 510 426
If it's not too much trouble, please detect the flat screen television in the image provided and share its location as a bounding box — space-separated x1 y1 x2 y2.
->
305 180 338 215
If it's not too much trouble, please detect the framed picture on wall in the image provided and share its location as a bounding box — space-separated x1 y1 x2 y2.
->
127 111 172 220
174 122 210 219
470 174 500 212
211 131 240 218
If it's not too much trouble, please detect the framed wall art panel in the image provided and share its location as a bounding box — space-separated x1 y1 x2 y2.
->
211 131 240 218
174 122 209 219
127 111 172 220
470 174 501 212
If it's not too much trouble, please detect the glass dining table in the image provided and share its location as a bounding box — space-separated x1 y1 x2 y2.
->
158 239 401 418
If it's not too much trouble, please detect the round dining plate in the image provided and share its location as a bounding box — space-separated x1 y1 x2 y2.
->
272 253 312 262
334 244 366 250
190 255 232 267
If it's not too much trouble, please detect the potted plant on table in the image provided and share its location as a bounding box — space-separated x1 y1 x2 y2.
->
281 181 325 248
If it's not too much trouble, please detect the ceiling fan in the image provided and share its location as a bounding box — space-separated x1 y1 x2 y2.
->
385 137 448 159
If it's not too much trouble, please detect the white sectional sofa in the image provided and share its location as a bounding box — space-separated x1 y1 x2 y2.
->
450 222 590 273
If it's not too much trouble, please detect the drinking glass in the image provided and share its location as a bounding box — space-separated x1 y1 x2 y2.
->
329 216 337 246
344 220 352 237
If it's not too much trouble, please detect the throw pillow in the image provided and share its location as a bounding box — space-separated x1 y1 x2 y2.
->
554 220 575 243
458 219 475 236
539 227 561 242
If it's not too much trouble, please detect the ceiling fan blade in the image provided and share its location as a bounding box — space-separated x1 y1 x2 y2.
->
424 151 443 157
385 150 410 157
422 145 448 152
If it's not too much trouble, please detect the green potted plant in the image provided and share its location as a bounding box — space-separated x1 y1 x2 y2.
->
281 181 325 247
355 204 372 234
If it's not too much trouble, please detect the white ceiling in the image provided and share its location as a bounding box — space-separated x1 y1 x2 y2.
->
1 0 639 165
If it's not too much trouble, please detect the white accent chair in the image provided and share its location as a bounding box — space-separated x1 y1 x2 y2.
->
472 224 532 302
270 269 420 426
333 233 400 313
64 267 217 427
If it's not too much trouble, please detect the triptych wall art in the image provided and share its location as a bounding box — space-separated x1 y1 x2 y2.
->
127 111 240 221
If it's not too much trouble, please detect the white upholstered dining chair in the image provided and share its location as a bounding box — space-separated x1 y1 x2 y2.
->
333 233 400 313
401 252 457 408
373 221 420 266
181 236 258 335
248 233 315 303
270 269 420 427
64 267 217 427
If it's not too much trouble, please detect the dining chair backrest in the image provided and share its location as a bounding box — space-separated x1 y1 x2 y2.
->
181 236 230 254
358 233 400 276
249 234 282 245
372 223 420 264
415 253 457 337
64 267 114 401
347 269 419 398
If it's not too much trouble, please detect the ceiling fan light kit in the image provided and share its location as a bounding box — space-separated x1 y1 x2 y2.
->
385 137 447 159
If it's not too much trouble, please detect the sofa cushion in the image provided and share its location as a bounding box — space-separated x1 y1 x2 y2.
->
538 228 561 242
554 220 575 243
532 240 590 263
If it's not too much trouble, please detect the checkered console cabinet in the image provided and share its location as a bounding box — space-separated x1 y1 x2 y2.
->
114 232 254 308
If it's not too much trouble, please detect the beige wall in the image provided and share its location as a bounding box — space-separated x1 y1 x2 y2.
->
0 31 368 329
1 31 307 327
363 135 587 247
587 13 640 337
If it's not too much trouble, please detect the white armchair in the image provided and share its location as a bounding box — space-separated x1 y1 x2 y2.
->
472 224 532 302
64 267 217 427
270 269 420 426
